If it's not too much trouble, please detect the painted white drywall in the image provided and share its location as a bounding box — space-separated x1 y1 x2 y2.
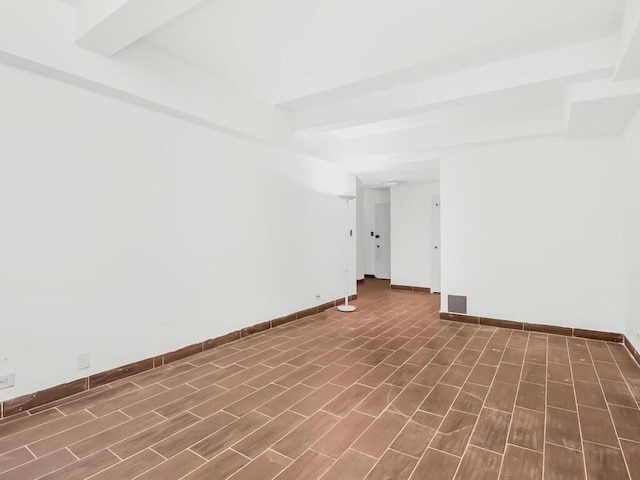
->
440 136 626 332
356 178 365 281
0 63 354 402
390 183 441 288
623 110 640 350
362 188 390 276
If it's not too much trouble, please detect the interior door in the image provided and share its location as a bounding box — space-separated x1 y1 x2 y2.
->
431 195 441 293
375 202 391 279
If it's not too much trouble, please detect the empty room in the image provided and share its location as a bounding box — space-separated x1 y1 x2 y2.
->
1 0 640 479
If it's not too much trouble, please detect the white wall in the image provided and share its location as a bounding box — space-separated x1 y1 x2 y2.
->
356 178 365 280
623 110 640 350
390 183 440 288
440 136 626 332
0 63 354 402
362 187 390 276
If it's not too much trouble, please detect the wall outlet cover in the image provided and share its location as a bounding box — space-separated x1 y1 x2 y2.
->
0 373 15 390
78 353 90 370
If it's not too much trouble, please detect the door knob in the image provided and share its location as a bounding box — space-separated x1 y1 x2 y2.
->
434 245 438 249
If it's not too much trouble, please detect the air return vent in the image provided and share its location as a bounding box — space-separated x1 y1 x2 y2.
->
448 295 467 314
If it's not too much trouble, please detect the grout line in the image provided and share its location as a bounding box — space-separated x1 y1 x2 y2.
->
585 338 635 479
542 331 549 480
496 330 530 480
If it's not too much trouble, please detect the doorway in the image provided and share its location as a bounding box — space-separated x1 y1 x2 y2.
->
375 202 391 279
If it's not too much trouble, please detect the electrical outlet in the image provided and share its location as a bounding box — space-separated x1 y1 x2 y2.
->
78 353 90 370
0 373 15 390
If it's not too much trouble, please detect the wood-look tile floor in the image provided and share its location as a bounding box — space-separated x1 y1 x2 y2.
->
2 279 640 479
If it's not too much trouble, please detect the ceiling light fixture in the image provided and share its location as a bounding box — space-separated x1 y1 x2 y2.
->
381 179 406 187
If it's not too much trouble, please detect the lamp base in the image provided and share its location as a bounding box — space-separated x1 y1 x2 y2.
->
338 304 356 312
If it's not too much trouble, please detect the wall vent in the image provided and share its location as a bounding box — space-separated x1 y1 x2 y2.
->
448 295 467 314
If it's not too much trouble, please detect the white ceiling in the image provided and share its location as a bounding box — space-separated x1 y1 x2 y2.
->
138 0 640 187
144 0 624 105
19 0 639 187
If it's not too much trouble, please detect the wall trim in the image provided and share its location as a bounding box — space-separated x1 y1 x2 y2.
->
364 274 376 279
357 278 365 284
440 311 640 366
0 294 358 419
390 284 431 293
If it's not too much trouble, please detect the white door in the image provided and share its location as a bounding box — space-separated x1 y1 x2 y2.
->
375 202 391 279
431 195 441 293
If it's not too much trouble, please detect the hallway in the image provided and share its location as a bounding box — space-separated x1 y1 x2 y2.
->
1 280 639 479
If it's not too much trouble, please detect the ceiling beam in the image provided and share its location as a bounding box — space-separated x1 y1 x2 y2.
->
291 38 617 133
75 0 204 56
614 0 640 80
565 78 640 138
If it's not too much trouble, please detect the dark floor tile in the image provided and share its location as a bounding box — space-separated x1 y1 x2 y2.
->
419 383 459 415
84 449 163 480
499 444 543 480
578 405 620 447
548 362 572 384
38 450 119 480
352 411 407 458
182 449 250 480
152 411 236 458
320 449 376 480
355 383 403 417
440 364 472 387
501 347 526 365
572 363 599 383
454 446 501 480
366 449 417 480
273 450 334 480
273 411 339 459
544 443 585 480
191 411 271 459
485 381 518 412
413 364 448 388
467 364 497 386
600 379 637 408
452 382 489 415
390 411 441 458
521 362 546 385
256 383 315 417
431 409 477 456
110 412 201 459
547 381 577 411
470 407 510 454
546 407 581 450
135 450 206 480
610 405 640 442
224 383 287 417
410 449 460 480
233 410 306 459
323 384 374 417
385 363 422 388
584 441 630 480
620 439 640 480
312 411 374 459
495 362 522 385
515 381 545 412
358 363 397 388
226 450 291 480
508 407 545 452
594 361 625 382
289 383 344 417
574 380 607 409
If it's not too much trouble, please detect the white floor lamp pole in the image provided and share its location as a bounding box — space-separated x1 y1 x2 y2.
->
338 194 356 312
